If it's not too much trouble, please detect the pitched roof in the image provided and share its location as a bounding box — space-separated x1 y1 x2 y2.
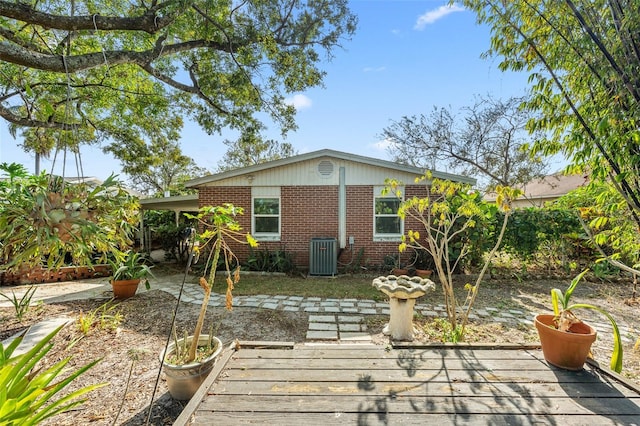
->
186 149 476 187
518 172 589 200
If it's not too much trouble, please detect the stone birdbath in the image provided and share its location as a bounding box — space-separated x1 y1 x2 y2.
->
372 274 436 341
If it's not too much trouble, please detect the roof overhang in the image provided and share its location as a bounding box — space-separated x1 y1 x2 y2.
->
139 194 199 211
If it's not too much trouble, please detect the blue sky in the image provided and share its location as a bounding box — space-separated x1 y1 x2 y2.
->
0 1 546 181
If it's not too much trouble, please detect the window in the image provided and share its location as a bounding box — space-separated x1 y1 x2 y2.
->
253 197 280 240
374 189 403 239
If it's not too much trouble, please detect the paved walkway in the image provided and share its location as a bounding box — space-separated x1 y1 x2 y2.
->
1 273 537 348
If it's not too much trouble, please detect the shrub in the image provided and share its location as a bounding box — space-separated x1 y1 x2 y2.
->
245 246 296 274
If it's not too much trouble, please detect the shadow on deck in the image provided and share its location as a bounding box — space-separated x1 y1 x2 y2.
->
175 342 640 425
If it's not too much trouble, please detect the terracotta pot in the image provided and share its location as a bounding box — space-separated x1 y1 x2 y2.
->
391 268 409 276
415 269 433 278
161 335 223 400
110 279 140 299
534 314 597 371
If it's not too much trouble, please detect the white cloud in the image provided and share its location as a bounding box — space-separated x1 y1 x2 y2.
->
285 93 312 110
363 66 386 73
414 3 465 30
371 138 396 153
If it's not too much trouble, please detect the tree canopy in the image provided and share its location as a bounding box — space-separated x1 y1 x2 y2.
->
106 137 207 196
461 0 640 228
216 124 297 171
0 0 356 161
382 95 547 191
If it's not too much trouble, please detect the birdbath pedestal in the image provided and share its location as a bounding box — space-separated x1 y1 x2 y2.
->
372 275 435 341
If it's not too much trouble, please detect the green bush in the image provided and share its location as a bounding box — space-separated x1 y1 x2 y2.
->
155 223 194 263
0 163 138 271
244 246 296 273
555 181 640 268
498 208 583 261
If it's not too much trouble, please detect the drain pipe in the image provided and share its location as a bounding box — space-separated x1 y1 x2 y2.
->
339 166 346 249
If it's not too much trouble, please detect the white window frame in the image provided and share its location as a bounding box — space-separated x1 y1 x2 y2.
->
373 186 404 241
252 187 281 241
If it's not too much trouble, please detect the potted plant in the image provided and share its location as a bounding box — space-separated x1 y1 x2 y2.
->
534 269 623 372
412 248 434 278
109 251 154 299
385 253 411 276
160 204 257 400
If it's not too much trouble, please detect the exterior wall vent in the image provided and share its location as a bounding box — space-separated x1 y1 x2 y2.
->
317 160 334 178
309 238 337 276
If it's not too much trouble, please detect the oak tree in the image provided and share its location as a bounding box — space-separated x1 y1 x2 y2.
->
0 0 356 161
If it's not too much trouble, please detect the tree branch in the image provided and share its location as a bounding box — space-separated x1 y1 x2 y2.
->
577 214 640 276
0 103 78 129
0 38 234 73
486 0 640 224
0 0 175 33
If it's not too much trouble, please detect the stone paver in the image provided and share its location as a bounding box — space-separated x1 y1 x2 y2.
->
309 315 337 322
339 323 362 332
309 323 338 331
305 330 338 340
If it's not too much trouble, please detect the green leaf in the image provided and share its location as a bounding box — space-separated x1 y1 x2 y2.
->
562 269 588 308
567 303 623 373
550 288 563 316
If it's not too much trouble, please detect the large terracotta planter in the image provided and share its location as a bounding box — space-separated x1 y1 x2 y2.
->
534 314 597 371
161 335 223 400
110 279 140 299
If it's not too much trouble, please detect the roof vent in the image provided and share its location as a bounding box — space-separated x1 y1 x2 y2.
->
317 160 334 177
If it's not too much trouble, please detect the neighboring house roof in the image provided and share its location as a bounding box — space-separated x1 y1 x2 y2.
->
486 172 589 207
519 173 589 200
186 149 476 188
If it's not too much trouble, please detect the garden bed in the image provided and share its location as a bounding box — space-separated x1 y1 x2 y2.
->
0 265 111 285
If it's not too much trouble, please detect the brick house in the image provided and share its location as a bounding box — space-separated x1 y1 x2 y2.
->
185 149 475 275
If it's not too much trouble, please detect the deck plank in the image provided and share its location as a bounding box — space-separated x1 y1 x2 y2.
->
199 394 640 415
184 344 640 424
192 412 640 426
210 379 640 398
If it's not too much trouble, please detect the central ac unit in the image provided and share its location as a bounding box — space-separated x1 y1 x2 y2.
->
309 238 337 276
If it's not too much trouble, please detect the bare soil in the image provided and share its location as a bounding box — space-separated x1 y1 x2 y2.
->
1 275 639 425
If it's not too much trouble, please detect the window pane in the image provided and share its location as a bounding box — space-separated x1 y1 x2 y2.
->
254 198 279 215
375 198 400 215
375 217 400 234
255 217 279 233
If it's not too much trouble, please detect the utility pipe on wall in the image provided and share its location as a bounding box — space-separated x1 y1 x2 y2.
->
339 166 346 249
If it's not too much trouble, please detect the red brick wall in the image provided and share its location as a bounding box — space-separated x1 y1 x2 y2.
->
341 185 428 272
197 184 429 272
198 186 253 261
280 186 339 265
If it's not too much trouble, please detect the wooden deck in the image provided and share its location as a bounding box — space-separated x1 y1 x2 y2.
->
175 342 640 425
